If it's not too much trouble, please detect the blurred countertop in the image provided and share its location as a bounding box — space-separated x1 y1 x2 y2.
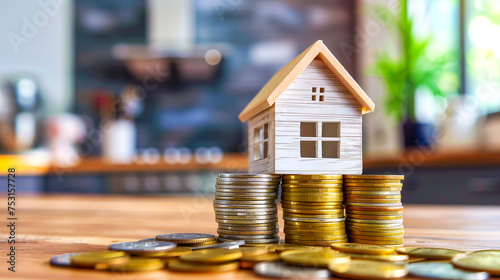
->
1 149 500 176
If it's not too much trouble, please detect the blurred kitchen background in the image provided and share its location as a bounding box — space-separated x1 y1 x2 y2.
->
1 0 499 204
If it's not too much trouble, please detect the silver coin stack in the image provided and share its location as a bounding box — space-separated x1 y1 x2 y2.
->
214 173 281 244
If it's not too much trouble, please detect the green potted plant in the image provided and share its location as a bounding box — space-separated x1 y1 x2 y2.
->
368 0 458 147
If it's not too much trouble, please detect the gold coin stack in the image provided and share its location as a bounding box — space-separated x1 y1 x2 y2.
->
281 174 347 246
343 175 405 247
214 173 281 244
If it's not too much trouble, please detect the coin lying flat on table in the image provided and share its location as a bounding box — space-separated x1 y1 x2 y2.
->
253 261 331 279
452 253 500 276
70 251 130 269
179 248 242 263
280 249 350 267
329 259 408 279
109 241 176 253
397 247 465 260
50 253 83 267
168 260 240 272
409 261 489 280
332 243 396 255
156 233 216 244
239 253 281 268
344 253 408 262
135 247 192 257
108 257 165 272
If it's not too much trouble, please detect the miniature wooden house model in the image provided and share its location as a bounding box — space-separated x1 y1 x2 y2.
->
239 40 375 175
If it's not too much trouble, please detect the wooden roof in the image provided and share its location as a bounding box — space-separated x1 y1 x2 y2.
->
239 40 375 122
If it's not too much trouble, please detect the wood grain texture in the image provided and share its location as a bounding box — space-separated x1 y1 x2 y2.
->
1 195 500 279
239 40 374 122
273 59 362 174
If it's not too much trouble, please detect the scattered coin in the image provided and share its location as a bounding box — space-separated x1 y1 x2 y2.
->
253 261 331 278
70 251 130 269
179 248 243 263
134 247 192 258
50 253 82 267
281 249 350 267
240 253 281 268
452 253 500 276
332 243 396 255
329 259 408 279
156 233 216 244
409 261 489 280
168 260 240 272
109 241 176 253
108 257 165 272
397 247 465 260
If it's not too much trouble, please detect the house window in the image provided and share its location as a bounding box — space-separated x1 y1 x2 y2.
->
300 121 340 159
312 87 325 102
253 123 269 161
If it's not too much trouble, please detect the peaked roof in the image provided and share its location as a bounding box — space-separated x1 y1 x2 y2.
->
239 40 375 122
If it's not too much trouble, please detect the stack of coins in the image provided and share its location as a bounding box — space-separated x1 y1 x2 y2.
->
343 175 405 247
281 174 347 246
214 173 281 244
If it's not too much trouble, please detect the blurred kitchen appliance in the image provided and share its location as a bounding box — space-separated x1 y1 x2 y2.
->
0 76 42 152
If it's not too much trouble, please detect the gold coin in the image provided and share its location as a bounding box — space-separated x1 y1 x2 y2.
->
346 226 404 232
346 210 403 215
285 238 348 246
469 250 500 256
215 187 277 193
182 241 218 247
282 187 343 193
344 183 403 187
345 205 404 211
344 191 401 196
284 221 346 227
273 244 320 252
344 179 402 184
281 249 350 267
218 224 278 231
168 260 239 272
344 175 404 180
344 199 402 204
348 214 402 220
282 191 344 197
286 234 348 241
281 196 343 202
348 235 404 241
239 253 281 268
285 228 346 236
329 259 408 279
332 243 395 255
217 229 278 235
284 213 345 219
345 194 402 199
215 214 277 220
344 187 403 192
283 208 344 215
283 179 343 184
396 247 465 260
344 253 409 262
70 251 130 269
238 246 269 257
282 183 343 189
134 247 192 258
347 230 404 237
215 218 278 224
108 257 164 272
283 174 343 180
452 254 500 275
179 248 242 263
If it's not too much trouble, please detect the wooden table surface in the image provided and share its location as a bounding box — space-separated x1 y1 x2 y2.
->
1 194 500 280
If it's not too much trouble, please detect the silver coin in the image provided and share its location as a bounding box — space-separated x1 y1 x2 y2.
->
215 187 278 193
216 214 277 220
214 199 277 205
214 206 277 212
216 183 279 189
155 233 215 242
50 253 82 267
215 191 278 197
138 238 156 242
190 240 245 250
215 210 277 216
283 216 345 223
218 173 281 178
216 218 278 224
409 262 489 280
218 224 279 231
254 261 330 278
109 241 176 253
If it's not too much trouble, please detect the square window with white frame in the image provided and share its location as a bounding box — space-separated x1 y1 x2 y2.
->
299 121 340 159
